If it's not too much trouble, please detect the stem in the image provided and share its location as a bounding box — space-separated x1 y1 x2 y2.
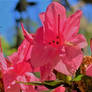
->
65 0 73 11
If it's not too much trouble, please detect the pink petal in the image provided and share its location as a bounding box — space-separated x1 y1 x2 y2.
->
21 23 33 43
45 2 66 32
35 27 44 43
3 70 17 92
4 83 20 92
56 45 83 75
17 76 36 92
86 64 92 77
70 34 87 48
17 39 32 62
0 41 20 92
13 61 32 76
41 2 66 42
7 52 18 64
40 64 56 81
0 52 8 71
39 12 45 27
36 86 48 92
30 43 59 68
0 41 7 71
24 73 47 92
3 62 31 91
52 86 65 92
55 60 71 75
2 61 32 91
63 10 82 41
8 39 32 64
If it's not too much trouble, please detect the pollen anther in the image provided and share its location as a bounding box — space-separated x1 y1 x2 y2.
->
56 41 59 45
56 36 59 39
52 40 55 43
49 42 51 44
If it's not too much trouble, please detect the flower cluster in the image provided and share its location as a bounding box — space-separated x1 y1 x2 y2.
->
0 2 92 92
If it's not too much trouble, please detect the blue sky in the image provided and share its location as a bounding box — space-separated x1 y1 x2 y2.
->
68 0 92 22
0 0 52 44
0 0 18 43
0 0 92 44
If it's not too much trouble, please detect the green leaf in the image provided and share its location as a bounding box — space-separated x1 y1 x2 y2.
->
43 80 64 89
34 72 40 78
17 80 71 89
16 81 42 85
72 74 84 81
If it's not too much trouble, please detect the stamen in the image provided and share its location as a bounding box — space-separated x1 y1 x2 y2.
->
49 42 51 44
35 86 38 89
52 40 55 43
56 41 59 45
58 14 61 45
56 36 59 39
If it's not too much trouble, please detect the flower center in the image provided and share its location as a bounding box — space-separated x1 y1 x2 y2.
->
48 36 61 47
48 14 64 47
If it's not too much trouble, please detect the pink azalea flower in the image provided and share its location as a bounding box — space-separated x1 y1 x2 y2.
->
0 40 37 92
8 38 32 64
21 2 87 80
86 38 92 77
8 38 40 72
0 39 47 92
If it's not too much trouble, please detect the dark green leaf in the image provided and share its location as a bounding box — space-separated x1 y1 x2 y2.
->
72 74 84 81
16 81 42 85
17 80 71 89
34 72 40 78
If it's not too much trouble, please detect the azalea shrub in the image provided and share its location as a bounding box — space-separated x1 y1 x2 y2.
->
0 2 92 92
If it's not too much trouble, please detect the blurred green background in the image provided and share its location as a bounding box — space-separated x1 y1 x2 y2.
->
0 0 92 56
